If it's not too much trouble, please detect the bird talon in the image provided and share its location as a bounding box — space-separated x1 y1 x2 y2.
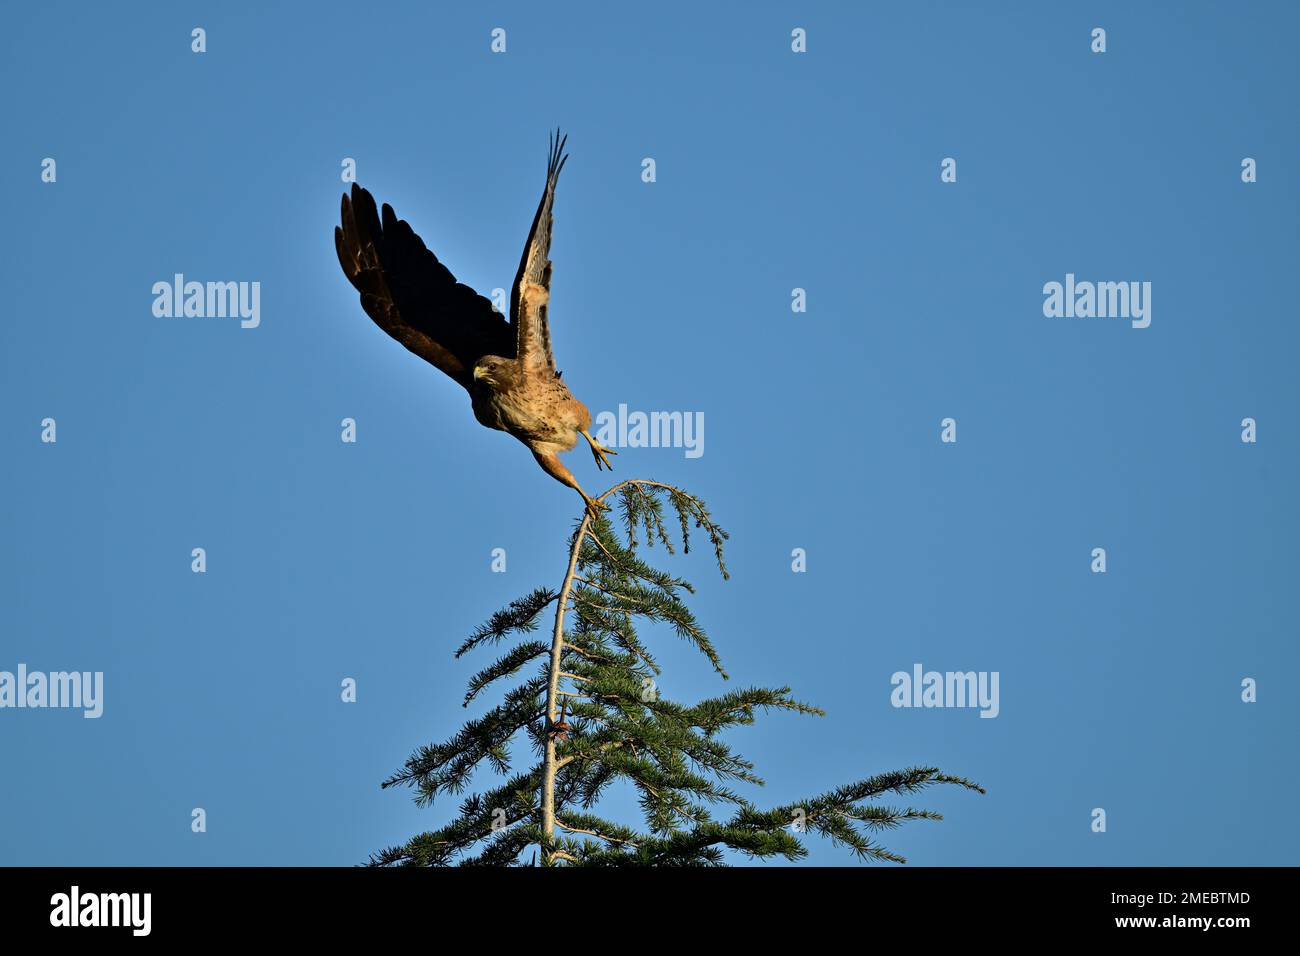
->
582 432 619 471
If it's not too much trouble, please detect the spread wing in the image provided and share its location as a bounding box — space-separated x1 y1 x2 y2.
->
510 130 568 373
335 183 513 391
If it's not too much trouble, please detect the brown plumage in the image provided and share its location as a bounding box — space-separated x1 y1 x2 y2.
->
334 130 616 516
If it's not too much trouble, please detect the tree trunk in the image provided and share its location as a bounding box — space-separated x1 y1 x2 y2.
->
540 512 591 863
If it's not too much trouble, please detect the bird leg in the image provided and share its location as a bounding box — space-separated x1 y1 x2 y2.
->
532 450 608 519
580 430 619 471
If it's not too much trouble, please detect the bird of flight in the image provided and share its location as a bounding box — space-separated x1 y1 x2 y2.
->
335 130 616 517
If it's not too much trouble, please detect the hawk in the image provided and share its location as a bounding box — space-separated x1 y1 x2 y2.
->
335 131 616 517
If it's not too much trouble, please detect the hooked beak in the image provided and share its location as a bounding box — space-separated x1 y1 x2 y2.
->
472 366 484 382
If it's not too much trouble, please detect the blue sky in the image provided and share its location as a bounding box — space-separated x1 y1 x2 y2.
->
2 1 1297 866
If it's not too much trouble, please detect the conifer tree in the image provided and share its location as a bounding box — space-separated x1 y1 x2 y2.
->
370 480 982 866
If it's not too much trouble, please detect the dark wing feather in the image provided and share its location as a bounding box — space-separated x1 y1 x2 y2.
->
335 183 512 390
510 129 568 373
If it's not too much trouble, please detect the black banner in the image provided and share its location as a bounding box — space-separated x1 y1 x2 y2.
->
0 866 1279 940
